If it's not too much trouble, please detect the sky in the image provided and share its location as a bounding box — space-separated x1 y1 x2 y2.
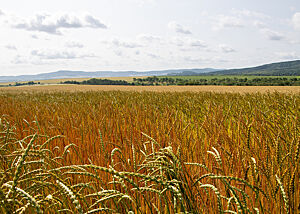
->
0 0 300 76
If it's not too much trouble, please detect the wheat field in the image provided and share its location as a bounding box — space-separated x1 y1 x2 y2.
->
0 90 299 213
1 84 300 93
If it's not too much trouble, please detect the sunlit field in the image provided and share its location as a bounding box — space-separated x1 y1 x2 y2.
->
1 84 300 94
0 76 145 86
0 90 299 213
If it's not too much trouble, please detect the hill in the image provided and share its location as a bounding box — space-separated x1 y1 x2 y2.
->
0 68 215 83
207 60 300 76
1 60 299 83
167 68 220 76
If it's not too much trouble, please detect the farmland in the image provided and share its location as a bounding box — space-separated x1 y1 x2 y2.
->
2 75 299 87
1 84 300 94
0 76 145 86
0 89 299 213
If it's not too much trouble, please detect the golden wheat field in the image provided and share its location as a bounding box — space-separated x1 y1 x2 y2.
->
1 84 300 93
0 89 299 213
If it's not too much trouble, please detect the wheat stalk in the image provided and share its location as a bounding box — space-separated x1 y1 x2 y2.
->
275 175 289 214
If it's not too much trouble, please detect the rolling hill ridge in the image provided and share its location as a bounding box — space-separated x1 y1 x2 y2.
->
206 60 300 76
0 68 217 83
0 60 299 83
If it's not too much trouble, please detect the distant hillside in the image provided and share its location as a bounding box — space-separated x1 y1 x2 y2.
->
1 60 299 83
0 68 215 83
208 60 300 76
167 68 220 76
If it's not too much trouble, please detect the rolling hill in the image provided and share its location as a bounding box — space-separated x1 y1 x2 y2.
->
0 68 217 83
206 60 300 76
0 60 299 83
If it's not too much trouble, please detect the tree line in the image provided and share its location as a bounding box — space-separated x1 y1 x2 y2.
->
61 76 300 86
62 78 133 85
133 77 300 86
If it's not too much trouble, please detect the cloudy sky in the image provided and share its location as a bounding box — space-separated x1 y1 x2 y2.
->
0 0 300 75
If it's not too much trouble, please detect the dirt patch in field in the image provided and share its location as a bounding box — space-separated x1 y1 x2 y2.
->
1 84 299 93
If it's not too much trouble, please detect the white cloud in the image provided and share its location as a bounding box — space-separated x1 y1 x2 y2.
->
276 52 299 60
137 34 161 42
147 53 160 59
261 29 284 41
253 21 266 29
0 9 4 16
292 12 300 30
106 39 142 48
219 44 235 53
130 0 156 6
171 37 206 49
5 45 17 50
290 6 296 12
31 49 94 59
213 15 244 30
11 55 27 64
288 39 300 45
168 21 192 34
31 50 76 59
84 15 107 28
12 13 107 35
65 41 84 48
184 56 208 63
184 56 228 64
171 37 184 47
232 9 270 20
189 39 206 47
114 50 123 56
31 34 39 39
